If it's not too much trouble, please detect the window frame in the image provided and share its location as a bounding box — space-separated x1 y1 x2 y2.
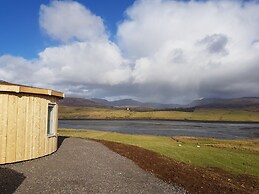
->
47 103 56 137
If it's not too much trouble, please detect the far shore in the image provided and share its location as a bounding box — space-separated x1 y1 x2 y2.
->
59 106 259 123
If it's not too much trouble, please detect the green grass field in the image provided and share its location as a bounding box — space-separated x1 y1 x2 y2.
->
59 106 259 122
58 128 259 178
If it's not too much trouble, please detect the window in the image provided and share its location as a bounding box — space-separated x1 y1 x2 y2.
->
47 104 55 136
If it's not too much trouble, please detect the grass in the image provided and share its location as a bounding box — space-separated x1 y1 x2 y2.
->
59 106 259 122
58 128 259 178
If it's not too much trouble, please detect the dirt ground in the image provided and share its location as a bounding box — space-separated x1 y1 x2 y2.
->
97 139 259 194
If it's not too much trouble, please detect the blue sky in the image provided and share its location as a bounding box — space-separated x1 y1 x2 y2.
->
0 0 44 58
1 0 259 103
0 0 135 59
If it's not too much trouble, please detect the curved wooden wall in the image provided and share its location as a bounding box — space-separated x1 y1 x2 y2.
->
0 93 59 164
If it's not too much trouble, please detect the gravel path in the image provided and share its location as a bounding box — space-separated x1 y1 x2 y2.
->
1 137 186 194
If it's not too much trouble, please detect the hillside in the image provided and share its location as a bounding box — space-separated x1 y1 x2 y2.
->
91 98 180 109
59 97 108 107
188 97 259 108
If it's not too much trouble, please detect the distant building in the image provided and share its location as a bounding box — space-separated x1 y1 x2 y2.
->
0 82 64 164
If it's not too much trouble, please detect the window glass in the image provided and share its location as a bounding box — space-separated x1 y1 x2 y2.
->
47 104 55 136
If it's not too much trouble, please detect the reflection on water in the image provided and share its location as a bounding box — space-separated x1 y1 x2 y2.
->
59 119 259 139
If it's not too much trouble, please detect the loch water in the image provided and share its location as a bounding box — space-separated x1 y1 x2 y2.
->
59 119 259 139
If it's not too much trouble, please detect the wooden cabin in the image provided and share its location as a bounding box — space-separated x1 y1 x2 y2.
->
0 81 64 164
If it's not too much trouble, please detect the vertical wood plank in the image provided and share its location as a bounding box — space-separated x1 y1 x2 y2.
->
32 97 39 158
24 95 29 160
2 95 8 164
6 94 18 163
15 95 26 162
0 94 3 164
0 94 8 164
39 98 45 156
26 96 34 159
36 97 41 157
44 99 48 155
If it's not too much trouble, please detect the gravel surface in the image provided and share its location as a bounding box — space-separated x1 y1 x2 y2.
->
1 137 186 194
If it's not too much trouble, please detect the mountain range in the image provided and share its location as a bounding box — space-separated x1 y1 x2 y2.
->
59 97 180 109
59 97 259 109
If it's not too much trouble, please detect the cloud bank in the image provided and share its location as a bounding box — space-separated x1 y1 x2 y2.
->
1 0 259 103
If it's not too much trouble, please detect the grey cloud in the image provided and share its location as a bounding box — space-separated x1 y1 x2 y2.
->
171 49 185 64
198 34 228 55
251 40 259 48
198 80 259 99
198 58 259 99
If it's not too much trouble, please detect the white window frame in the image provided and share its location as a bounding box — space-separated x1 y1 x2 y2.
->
47 104 56 137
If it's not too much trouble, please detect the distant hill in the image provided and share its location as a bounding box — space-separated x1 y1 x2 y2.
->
59 97 108 107
91 98 181 109
90 98 143 107
109 99 144 107
90 98 111 106
60 96 259 109
143 102 181 109
188 97 259 108
61 97 181 109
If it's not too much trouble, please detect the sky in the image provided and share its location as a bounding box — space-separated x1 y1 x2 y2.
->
1 0 259 104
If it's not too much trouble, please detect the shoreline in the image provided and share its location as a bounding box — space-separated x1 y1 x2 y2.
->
58 128 259 140
58 118 259 124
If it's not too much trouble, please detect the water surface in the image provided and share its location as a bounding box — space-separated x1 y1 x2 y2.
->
59 119 259 139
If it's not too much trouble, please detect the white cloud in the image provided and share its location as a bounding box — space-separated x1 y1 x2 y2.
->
117 0 259 102
37 1 131 89
39 1 107 42
1 0 259 103
38 40 131 85
0 55 37 83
